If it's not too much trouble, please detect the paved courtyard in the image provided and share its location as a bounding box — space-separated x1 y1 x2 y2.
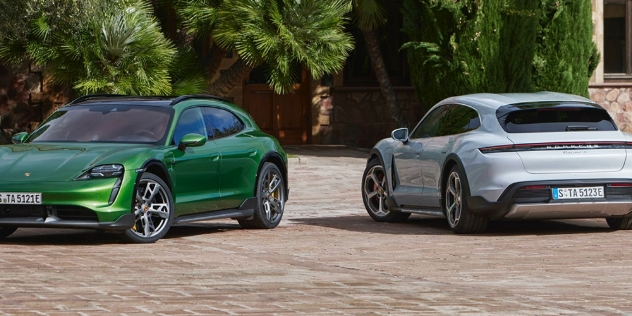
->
1 145 632 315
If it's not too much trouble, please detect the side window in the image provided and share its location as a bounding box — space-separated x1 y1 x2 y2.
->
201 107 245 139
173 108 206 145
410 105 450 139
435 105 480 136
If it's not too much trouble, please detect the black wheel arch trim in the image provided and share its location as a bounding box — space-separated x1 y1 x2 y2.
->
130 159 173 213
441 154 473 210
368 148 386 166
366 149 403 209
256 151 289 200
138 159 172 190
367 149 394 187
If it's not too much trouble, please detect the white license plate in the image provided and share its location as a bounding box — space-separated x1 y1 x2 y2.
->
0 192 42 205
552 187 604 200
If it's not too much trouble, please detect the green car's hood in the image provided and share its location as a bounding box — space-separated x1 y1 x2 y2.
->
0 143 155 182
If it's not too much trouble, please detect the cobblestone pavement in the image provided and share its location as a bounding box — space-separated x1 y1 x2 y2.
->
1 145 632 315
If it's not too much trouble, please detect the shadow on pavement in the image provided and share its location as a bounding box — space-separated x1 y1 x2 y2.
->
164 222 242 239
291 214 614 236
0 222 244 245
283 145 369 159
0 228 124 245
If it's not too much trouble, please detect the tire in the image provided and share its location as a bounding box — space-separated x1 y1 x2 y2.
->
238 162 285 229
0 227 17 239
606 217 632 230
444 165 487 234
361 158 411 223
123 173 174 243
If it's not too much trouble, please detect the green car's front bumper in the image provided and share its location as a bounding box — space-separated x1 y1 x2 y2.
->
0 172 137 230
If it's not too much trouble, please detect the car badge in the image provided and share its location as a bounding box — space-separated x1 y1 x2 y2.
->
24 173 31 177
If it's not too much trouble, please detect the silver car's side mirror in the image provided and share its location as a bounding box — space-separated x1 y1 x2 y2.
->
391 128 409 143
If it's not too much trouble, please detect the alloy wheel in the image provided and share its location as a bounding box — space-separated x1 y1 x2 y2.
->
445 171 462 227
260 168 285 222
131 178 171 239
363 165 389 217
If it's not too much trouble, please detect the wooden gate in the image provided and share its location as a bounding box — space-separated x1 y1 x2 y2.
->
242 69 310 145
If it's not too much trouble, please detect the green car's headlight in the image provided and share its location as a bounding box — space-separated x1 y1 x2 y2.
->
77 164 124 179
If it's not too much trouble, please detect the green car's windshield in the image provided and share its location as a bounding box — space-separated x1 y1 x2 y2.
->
27 104 174 144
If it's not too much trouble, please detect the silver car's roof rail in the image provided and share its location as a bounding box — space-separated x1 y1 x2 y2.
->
169 94 228 105
69 94 127 105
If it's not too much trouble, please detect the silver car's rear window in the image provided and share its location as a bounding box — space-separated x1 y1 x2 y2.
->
496 102 617 133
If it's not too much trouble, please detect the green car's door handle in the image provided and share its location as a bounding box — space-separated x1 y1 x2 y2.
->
210 154 220 162
247 148 257 157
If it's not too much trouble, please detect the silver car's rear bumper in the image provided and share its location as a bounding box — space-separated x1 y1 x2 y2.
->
504 201 632 220
466 178 632 220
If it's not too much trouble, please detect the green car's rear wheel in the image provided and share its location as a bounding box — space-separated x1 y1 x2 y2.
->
0 227 17 239
123 173 174 243
238 163 285 229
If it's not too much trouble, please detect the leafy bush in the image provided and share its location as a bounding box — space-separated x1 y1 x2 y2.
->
403 0 598 110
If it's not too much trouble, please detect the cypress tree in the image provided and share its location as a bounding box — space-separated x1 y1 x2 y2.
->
403 0 598 110
533 0 600 96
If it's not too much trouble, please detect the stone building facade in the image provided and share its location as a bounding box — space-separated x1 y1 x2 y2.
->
589 0 632 132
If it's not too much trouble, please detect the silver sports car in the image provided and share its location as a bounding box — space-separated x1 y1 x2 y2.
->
362 92 632 233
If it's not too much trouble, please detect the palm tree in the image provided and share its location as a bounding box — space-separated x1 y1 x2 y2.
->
0 0 176 95
202 0 354 95
352 0 408 128
1 0 353 97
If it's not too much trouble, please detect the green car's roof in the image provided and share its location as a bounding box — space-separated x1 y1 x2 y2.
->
67 94 230 107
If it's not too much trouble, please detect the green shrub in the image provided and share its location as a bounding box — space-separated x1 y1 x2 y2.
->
403 0 598 110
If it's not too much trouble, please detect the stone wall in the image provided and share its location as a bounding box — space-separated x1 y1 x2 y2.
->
0 63 69 143
589 86 632 132
315 87 424 148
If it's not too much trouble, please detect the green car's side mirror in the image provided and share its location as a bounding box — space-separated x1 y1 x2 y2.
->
178 133 207 151
11 132 29 144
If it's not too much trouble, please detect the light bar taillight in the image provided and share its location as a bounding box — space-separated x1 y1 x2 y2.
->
480 142 631 154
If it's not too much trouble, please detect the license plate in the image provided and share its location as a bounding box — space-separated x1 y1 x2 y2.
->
552 187 604 199
0 192 42 205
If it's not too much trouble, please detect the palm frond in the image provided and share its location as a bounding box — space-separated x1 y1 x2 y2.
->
352 0 387 30
214 0 353 94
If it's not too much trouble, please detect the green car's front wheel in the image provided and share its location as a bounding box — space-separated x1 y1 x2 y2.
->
123 173 174 243
239 162 285 229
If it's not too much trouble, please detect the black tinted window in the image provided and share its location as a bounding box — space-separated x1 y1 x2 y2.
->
435 105 480 136
410 105 450 139
201 107 245 138
173 108 206 144
411 105 479 138
498 103 617 133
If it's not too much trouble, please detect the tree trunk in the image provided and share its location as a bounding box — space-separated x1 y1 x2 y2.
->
205 44 227 79
362 29 408 128
207 58 254 97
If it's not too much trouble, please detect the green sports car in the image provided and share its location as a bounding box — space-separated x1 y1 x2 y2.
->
0 94 288 243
